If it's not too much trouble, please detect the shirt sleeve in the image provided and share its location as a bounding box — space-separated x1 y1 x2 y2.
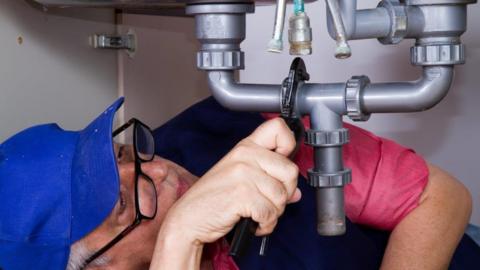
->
342 123 429 230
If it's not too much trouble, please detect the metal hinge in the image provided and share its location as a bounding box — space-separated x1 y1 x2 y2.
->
91 31 136 57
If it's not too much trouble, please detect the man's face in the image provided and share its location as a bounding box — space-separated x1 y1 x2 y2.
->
80 146 198 269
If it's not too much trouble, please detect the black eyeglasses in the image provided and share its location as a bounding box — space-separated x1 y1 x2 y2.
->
84 118 157 266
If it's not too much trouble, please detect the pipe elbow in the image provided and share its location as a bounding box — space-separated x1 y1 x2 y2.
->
206 71 281 112
362 66 454 113
207 71 237 109
411 66 454 110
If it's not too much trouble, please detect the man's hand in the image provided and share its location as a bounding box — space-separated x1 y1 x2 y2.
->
150 118 301 269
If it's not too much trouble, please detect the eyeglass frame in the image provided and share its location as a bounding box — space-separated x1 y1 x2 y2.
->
84 118 158 266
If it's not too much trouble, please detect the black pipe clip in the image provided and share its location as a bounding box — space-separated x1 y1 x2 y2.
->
281 57 309 147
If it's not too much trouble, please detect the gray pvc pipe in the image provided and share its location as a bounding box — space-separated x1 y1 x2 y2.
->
207 71 281 112
354 9 391 39
310 105 347 236
326 5 391 40
327 2 466 41
208 65 453 115
362 66 454 113
298 66 454 115
298 82 346 115
316 187 346 235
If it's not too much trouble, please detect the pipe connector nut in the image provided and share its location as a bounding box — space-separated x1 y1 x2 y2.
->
378 0 407 45
305 128 350 147
307 169 352 187
197 51 244 70
346 75 371 121
411 44 465 66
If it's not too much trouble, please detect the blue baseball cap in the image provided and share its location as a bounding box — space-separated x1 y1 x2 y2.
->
0 98 124 270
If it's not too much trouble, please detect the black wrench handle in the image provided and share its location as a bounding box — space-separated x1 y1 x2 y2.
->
229 58 308 258
229 218 259 257
229 117 304 258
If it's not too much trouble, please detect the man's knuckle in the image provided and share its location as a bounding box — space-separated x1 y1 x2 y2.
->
255 204 275 223
274 184 288 204
258 222 275 236
271 118 286 130
232 143 251 159
286 163 299 180
230 162 250 176
235 183 251 198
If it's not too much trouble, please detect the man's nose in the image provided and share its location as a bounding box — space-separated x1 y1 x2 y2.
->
140 161 168 182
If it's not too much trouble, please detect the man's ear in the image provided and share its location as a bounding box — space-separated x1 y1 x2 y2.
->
107 162 135 229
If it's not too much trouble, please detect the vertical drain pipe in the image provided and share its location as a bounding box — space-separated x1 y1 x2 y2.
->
307 105 350 235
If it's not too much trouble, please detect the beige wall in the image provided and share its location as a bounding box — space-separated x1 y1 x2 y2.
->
0 0 118 140
119 14 210 129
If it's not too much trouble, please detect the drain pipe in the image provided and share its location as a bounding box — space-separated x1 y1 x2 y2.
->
188 4 281 113
207 71 280 112
186 1 473 240
363 66 454 113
